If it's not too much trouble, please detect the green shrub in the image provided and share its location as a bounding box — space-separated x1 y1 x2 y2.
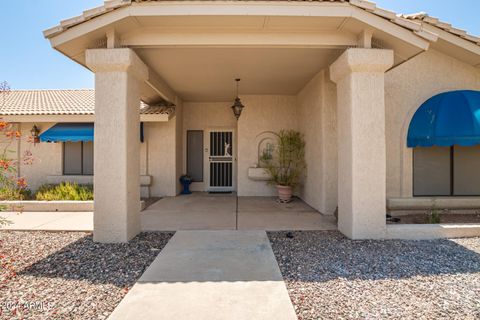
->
0 187 32 200
260 130 307 188
35 182 94 201
426 207 441 224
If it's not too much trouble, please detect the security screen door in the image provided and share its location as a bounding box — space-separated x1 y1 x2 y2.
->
207 130 234 192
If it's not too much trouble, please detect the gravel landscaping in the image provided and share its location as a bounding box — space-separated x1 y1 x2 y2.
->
269 231 480 320
0 231 173 320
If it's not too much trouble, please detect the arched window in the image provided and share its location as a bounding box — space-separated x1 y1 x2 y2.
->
407 90 480 196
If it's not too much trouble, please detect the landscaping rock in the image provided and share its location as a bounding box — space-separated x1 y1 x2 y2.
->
0 231 173 319
268 231 480 320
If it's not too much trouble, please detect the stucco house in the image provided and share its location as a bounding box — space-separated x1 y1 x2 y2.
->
2 0 480 243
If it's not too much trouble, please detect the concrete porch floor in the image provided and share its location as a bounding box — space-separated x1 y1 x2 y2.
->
141 192 337 231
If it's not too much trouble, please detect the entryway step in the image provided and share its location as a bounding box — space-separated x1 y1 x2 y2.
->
108 230 297 320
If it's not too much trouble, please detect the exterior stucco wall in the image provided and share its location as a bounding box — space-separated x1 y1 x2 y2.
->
385 49 480 198
183 93 335 210
237 95 298 196
297 70 338 214
19 122 63 191
146 120 178 197
6 121 179 197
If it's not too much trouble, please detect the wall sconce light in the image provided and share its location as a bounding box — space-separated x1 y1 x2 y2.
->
231 78 245 120
30 125 40 144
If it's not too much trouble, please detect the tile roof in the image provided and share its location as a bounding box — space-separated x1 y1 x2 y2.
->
43 0 480 48
0 89 173 116
403 13 480 45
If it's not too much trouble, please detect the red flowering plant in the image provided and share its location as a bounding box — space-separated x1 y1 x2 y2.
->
0 82 35 227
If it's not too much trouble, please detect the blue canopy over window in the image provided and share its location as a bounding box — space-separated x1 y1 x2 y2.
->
40 123 93 142
39 122 145 143
407 90 480 147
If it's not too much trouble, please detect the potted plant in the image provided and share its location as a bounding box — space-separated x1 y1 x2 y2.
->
260 130 306 202
179 175 193 195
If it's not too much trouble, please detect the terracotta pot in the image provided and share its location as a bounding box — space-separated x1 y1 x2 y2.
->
276 185 293 202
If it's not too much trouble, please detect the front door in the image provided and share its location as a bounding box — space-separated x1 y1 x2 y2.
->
206 130 235 192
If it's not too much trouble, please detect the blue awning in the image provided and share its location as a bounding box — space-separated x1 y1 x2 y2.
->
407 90 480 147
40 123 93 142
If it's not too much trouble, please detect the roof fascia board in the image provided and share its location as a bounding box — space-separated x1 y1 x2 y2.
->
3 114 170 123
129 1 350 17
2 115 94 123
423 24 480 57
48 3 352 48
48 2 431 53
49 7 131 48
350 7 431 50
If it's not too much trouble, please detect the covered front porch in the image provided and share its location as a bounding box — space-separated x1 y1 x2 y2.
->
44 0 439 243
82 46 392 242
141 193 337 231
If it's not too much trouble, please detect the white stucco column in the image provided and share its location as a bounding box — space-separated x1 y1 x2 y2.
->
330 48 394 239
86 48 148 243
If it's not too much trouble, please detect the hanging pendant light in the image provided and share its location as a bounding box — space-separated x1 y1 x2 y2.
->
231 78 245 120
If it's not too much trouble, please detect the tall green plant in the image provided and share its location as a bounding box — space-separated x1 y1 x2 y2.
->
260 130 306 188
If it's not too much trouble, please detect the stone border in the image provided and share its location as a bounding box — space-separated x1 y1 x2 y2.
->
386 224 480 240
388 197 480 211
0 200 146 212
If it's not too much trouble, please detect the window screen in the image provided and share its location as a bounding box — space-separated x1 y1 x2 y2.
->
82 142 94 175
64 142 82 175
413 146 451 196
64 142 94 175
453 145 480 195
187 130 203 182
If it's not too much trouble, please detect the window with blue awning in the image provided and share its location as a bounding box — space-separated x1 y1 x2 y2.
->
39 122 144 143
408 90 480 196
40 123 94 143
407 90 480 148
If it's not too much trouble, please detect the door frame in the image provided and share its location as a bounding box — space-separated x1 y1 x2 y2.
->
204 128 236 192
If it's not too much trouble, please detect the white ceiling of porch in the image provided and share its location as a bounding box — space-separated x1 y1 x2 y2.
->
135 47 343 101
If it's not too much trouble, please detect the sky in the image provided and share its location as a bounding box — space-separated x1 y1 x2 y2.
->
0 0 479 90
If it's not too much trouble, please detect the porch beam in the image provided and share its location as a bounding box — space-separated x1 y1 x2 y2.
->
106 29 120 49
145 70 177 105
121 30 358 49
357 30 373 48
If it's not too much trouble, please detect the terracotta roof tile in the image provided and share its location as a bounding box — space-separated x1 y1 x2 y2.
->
403 13 480 46
0 89 172 116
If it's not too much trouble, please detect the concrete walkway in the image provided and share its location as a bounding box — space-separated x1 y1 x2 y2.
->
0 211 93 231
2 195 336 232
108 230 297 320
142 194 336 231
